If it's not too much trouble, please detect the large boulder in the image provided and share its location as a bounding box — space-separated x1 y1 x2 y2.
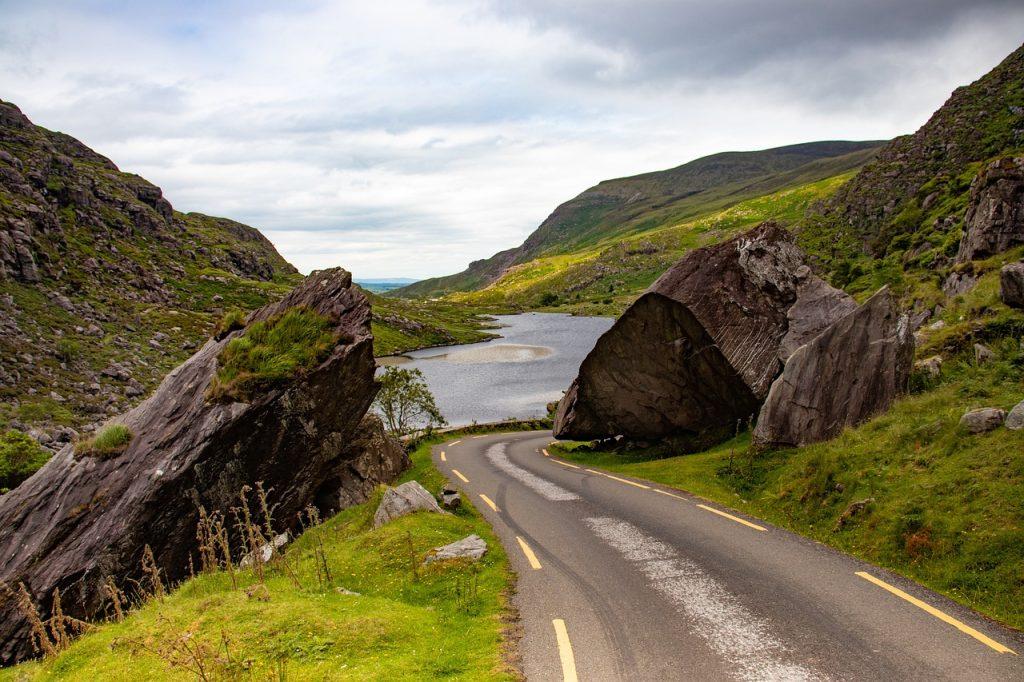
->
554 222 854 441
372 481 445 528
0 268 401 665
753 287 914 448
956 157 1024 263
1001 261 1024 308
959 408 1007 434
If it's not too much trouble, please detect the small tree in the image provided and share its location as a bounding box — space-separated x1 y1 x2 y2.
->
374 367 446 437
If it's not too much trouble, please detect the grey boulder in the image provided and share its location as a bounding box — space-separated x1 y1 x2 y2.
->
956 156 1024 263
1001 261 1024 308
424 534 487 564
372 480 444 528
240 532 290 568
960 408 1007 434
753 287 914 448
1005 400 1024 431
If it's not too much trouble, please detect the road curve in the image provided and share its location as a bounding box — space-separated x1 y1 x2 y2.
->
434 431 1022 681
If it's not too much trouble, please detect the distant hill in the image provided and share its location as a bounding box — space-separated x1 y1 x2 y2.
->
393 140 884 299
355 277 420 293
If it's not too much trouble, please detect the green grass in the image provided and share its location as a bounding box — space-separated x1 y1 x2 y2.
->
1 438 518 681
207 307 337 402
367 291 498 357
553 348 1024 631
73 424 132 460
0 430 50 492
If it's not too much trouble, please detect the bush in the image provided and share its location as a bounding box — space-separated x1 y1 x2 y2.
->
214 308 247 340
0 430 51 491
74 424 133 459
538 292 559 306
207 307 337 402
55 338 81 363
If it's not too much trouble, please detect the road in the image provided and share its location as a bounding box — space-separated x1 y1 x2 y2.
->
433 431 1023 681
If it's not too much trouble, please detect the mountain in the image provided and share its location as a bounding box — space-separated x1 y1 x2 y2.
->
355 277 420 293
394 140 884 299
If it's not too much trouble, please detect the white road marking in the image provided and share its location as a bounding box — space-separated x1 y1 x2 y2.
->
585 517 823 682
486 443 579 501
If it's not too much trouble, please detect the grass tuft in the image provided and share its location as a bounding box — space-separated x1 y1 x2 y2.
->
73 424 132 460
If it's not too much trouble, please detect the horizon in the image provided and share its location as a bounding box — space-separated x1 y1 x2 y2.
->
1 1 1022 279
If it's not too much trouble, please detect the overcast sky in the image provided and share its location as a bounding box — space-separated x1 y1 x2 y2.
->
1 1 1021 279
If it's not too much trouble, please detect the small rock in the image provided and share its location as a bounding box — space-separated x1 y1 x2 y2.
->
914 355 943 378
959 408 1007 434
1006 400 1024 431
245 584 270 601
85 324 103 337
212 294 224 302
1001 261 1024 309
148 339 162 349
424 534 487 564
239 532 290 567
927 320 946 331
334 586 361 596
974 343 995 365
834 497 874 530
49 391 65 402
124 379 145 397
28 429 52 445
440 484 461 510
372 481 445 528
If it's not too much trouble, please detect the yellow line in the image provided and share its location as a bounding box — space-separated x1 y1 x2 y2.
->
542 448 550 457
586 468 649 490
552 619 578 682
696 504 766 531
856 571 1016 654
440 451 446 462
479 494 499 512
553 460 580 470
449 439 461 446
451 469 469 483
654 488 688 501
516 536 542 570
472 434 487 439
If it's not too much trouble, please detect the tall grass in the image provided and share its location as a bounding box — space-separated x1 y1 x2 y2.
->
73 424 132 460
206 307 337 402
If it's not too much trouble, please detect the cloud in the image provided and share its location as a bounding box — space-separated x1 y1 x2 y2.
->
0 0 1021 278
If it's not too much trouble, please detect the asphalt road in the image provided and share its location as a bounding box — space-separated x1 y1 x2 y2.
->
433 431 1023 681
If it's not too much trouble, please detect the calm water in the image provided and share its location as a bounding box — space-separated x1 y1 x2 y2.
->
377 313 613 426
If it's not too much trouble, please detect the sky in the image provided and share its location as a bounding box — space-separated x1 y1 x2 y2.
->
0 1 1022 279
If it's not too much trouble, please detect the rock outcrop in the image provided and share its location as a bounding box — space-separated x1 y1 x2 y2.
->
372 481 444 528
1001 261 1024 308
0 268 402 665
553 222 854 441
752 287 914 448
956 157 1024 263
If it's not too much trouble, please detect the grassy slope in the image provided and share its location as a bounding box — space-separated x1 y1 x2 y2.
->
553 329 1024 631
367 291 499 357
1 437 518 681
453 172 855 316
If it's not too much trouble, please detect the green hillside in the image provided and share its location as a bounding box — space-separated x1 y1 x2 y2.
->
394 141 882 299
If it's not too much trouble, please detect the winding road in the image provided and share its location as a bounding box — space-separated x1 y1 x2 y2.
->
434 431 1022 681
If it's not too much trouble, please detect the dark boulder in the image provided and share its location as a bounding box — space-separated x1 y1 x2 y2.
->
956 157 1024 263
0 268 403 665
1000 261 1024 308
753 287 914 448
554 222 853 441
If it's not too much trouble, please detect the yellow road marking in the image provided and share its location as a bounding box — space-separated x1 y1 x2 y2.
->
856 571 1016 654
440 451 446 462
696 504 766 531
586 469 649 490
451 469 469 483
473 434 487 439
516 536 542 569
479 494 499 512
553 460 580 470
552 619 578 682
542 448 550 457
449 439 462 446
654 488 688 501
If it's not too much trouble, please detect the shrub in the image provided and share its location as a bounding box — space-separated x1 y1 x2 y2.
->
74 424 133 460
214 308 247 340
538 292 559 306
55 339 81 363
207 307 337 403
0 430 51 491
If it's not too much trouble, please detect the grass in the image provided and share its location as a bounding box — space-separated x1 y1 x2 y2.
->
207 307 337 403
1 436 518 681
552 346 1024 631
73 424 132 460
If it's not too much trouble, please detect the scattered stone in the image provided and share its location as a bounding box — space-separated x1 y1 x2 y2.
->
834 498 874 531
372 480 444 528
334 586 361 596
240 532 290 567
942 269 977 297
148 339 162 349
440 484 461 510
124 379 145 397
1005 400 1024 431
48 391 65 402
959 408 1007 434
85 324 102 337
927 320 946 331
914 355 943 378
754 287 914 448
212 294 224 302
424 534 487 565
974 343 996 365
1000 261 1024 308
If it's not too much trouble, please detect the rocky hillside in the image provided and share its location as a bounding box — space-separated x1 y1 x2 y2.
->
395 140 883 299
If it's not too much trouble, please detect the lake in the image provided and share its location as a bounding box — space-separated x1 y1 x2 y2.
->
377 313 614 426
